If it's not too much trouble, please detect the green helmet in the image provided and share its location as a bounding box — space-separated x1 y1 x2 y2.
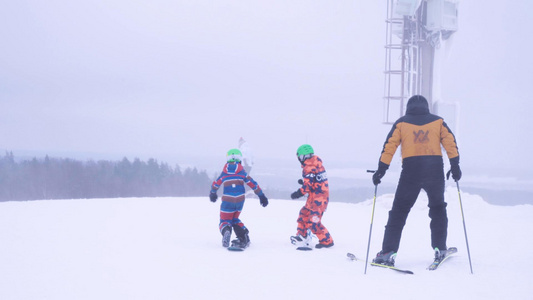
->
226 148 242 163
296 144 314 163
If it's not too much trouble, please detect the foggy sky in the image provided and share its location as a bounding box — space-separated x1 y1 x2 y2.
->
1 1 532 180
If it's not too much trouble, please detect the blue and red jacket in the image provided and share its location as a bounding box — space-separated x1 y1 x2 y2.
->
211 162 263 202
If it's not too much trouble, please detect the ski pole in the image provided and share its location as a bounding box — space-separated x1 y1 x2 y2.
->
455 180 474 274
364 170 377 275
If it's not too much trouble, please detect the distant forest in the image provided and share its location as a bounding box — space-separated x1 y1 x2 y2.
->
0 152 212 201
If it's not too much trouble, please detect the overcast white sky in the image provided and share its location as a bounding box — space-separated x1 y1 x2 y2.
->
1 1 532 178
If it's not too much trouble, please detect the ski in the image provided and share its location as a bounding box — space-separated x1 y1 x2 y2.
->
346 252 360 261
348 252 413 274
428 247 458 270
370 262 414 274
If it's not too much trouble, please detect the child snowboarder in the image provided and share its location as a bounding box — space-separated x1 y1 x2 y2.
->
209 148 268 249
290 144 334 249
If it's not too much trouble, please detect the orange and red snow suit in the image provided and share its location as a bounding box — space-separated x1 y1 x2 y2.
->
295 155 333 246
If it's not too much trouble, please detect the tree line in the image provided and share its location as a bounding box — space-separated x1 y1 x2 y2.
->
0 152 212 201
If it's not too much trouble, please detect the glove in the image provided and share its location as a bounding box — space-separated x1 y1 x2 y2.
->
209 192 217 202
291 189 304 199
372 162 389 185
297 179 303 185
447 157 462 181
259 194 269 207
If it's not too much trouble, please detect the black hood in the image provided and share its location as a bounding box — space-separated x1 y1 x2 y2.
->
406 95 429 115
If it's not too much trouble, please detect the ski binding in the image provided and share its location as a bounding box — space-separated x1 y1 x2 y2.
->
428 247 457 270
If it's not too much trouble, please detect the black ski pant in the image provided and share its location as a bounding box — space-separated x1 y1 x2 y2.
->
381 164 448 253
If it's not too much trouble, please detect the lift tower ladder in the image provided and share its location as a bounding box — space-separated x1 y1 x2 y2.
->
383 0 423 124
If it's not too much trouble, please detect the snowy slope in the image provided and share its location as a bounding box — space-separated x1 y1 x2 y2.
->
0 188 531 300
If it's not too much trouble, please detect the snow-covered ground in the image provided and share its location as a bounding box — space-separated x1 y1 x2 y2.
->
0 187 531 300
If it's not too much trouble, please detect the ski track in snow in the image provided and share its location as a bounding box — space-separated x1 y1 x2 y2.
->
0 187 531 300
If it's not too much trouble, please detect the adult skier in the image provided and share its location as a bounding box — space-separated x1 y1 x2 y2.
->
210 149 268 249
371 95 462 266
290 144 334 249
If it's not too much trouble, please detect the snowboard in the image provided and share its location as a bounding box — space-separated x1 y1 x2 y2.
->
296 246 313 251
227 246 245 252
227 241 250 252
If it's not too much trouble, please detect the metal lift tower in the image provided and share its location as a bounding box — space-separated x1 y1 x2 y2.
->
383 0 459 124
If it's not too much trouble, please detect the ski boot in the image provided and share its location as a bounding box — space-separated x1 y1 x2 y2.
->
372 250 397 267
434 247 448 261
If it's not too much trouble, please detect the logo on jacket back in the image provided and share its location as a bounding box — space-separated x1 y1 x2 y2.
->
305 171 328 182
413 130 429 144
